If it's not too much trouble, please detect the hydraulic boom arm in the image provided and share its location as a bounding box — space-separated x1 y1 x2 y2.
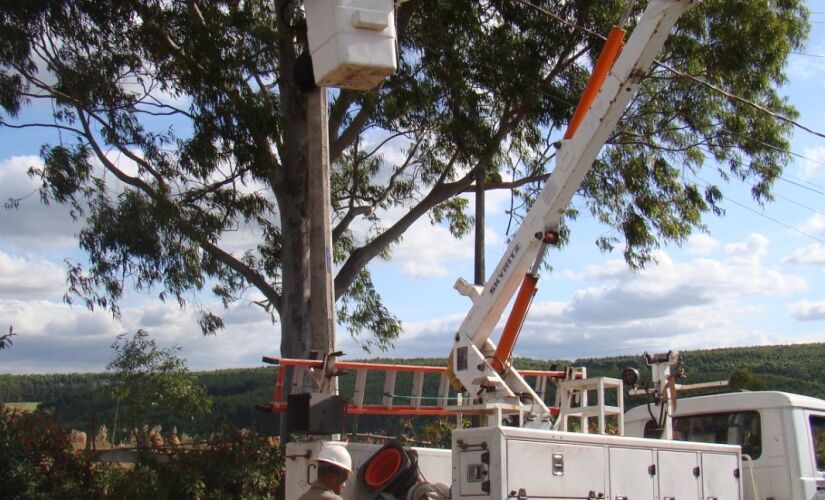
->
450 0 698 422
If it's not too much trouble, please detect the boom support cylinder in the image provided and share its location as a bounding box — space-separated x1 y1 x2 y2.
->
491 273 538 373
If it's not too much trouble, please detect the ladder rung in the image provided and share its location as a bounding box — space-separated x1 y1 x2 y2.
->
437 373 450 409
353 369 367 408
411 372 425 408
382 371 397 408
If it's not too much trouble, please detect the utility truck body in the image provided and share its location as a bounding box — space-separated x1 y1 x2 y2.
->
625 391 825 500
451 425 740 500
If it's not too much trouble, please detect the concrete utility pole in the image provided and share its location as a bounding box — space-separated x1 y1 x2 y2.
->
307 87 336 366
474 169 486 286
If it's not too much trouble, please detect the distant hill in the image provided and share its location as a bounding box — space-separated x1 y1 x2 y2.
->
2 343 824 435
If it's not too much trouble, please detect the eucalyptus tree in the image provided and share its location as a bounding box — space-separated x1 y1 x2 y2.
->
0 1 808 359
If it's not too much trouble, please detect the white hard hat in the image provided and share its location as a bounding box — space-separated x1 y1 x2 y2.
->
314 444 353 474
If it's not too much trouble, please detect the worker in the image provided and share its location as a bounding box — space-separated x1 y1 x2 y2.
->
299 444 353 500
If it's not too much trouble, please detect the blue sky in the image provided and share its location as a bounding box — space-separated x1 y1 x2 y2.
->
2 5 825 374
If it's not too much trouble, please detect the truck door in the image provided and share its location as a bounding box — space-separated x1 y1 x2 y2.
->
658 450 701 500
807 413 825 499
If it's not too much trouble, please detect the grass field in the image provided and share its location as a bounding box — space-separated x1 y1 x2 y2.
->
4 402 39 412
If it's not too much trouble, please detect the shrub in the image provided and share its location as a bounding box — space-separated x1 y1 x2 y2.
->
0 406 284 499
0 406 113 498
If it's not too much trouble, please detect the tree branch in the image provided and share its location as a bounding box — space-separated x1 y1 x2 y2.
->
334 172 475 298
76 109 282 309
332 206 373 242
331 98 379 164
0 120 84 136
463 172 553 193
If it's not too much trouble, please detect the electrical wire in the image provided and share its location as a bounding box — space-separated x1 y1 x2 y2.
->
779 171 825 193
777 175 825 198
414 38 825 248
716 127 825 173
508 0 825 141
770 190 825 217
412 3 825 243
693 175 825 245
792 51 825 59
415 11 825 179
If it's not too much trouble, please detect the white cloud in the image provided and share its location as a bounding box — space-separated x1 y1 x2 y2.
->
349 233 810 360
0 293 282 374
0 299 121 373
789 300 825 321
477 189 514 214
0 251 66 300
0 156 81 250
724 233 769 261
389 216 505 279
341 312 466 358
119 299 280 369
800 214 825 237
392 219 474 278
783 243 825 266
800 146 825 179
0 228 816 374
565 258 631 282
687 233 720 255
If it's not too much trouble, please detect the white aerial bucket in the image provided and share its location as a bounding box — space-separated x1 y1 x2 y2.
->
304 0 398 91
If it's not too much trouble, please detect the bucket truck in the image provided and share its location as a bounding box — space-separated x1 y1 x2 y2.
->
267 0 825 498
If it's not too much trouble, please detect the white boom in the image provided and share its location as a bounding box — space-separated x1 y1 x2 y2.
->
450 0 698 422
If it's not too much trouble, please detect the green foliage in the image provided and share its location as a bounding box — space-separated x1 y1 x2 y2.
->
1 325 16 350
0 406 283 499
105 425 283 500
421 418 469 449
5 343 825 439
0 0 809 356
336 269 402 353
728 368 767 391
107 330 212 446
0 407 112 498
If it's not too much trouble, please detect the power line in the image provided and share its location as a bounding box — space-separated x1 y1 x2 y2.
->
779 171 825 192
721 195 825 245
714 127 825 190
777 174 825 197
695 143 825 199
693 175 825 245
654 60 825 141
420 17 825 183
792 51 825 59
718 127 825 171
510 0 825 141
771 190 825 217
417 5 825 207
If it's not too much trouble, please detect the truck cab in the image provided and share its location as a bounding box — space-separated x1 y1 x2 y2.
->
625 391 825 500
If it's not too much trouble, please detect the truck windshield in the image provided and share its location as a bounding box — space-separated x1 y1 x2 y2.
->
645 411 762 458
810 415 825 472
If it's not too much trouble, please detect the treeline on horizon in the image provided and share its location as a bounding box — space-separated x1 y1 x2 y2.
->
2 342 825 438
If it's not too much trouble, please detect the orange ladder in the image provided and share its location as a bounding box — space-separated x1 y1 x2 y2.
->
261 356 569 417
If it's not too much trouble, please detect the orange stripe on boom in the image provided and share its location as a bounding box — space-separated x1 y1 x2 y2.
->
491 273 539 374
563 27 626 140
